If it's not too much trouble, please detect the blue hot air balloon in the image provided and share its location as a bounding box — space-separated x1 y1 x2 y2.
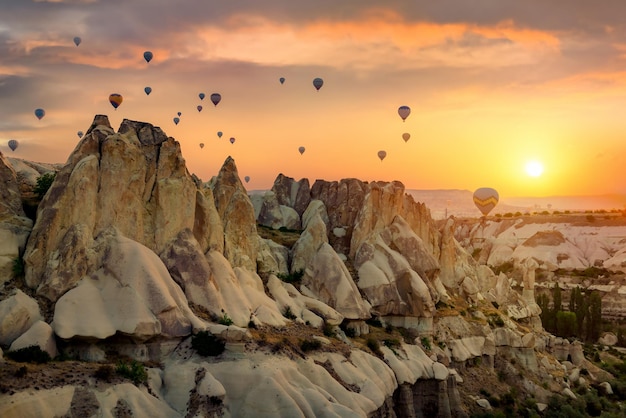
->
8 139 18 151
143 51 153 63
199 93 205 100
210 93 221 106
34 108 45 120
177 112 182 117
279 77 285 85
144 86 152 95
173 117 180 125
313 77 323 91
217 131 223 138
73 36 81 46
77 131 84 138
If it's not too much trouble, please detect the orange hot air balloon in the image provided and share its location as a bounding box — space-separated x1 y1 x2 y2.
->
109 93 123 109
402 133 410 142
473 187 499 216
377 150 387 161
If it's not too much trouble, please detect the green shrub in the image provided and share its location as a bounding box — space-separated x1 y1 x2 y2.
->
323 322 335 337
116 360 147 384
12 256 25 278
218 312 233 326
282 306 297 320
300 339 322 352
7 345 51 364
34 172 56 199
191 331 226 356
384 338 401 349
420 337 432 350
94 364 115 382
277 269 304 284
367 338 383 356
488 314 505 327
365 317 382 327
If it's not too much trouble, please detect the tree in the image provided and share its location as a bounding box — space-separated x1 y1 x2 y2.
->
556 311 577 338
34 172 56 199
569 286 587 337
586 291 602 342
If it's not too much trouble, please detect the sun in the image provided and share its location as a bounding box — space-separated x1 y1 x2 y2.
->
525 160 544 177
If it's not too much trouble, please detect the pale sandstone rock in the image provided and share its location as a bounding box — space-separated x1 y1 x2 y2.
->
211 156 259 271
598 332 618 346
24 117 221 301
93 383 180 417
447 337 486 362
300 242 371 319
267 274 344 327
52 230 204 340
0 289 42 346
356 235 434 318
0 386 75 418
256 237 289 277
9 320 57 359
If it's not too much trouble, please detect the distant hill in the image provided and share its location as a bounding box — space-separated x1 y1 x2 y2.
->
407 189 626 219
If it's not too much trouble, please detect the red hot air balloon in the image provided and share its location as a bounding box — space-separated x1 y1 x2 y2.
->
210 93 221 106
398 105 411 122
229 137 235 144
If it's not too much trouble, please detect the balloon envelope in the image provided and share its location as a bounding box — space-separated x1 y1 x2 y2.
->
229 137 235 144
144 86 152 95
377 150 387 161
473 188 499 216
313 77 323 91
199 93 205 100
210 93 221 106
402 133 410 142
279 77 285 84
109 94 123 109
77 131 84 138
244 176 250 183
217 131 223 138
34 108 45 120
298 146 305 155
8 139 18 151
177 112 182 117
398 106 411 121
199 143 204 149
73 36 81 46
173 117 180 125
197 105 203 112
143 51 153 63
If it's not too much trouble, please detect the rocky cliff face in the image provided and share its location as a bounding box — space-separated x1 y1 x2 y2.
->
0 116 613 417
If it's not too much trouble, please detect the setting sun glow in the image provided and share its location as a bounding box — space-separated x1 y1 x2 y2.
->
525 160 544 177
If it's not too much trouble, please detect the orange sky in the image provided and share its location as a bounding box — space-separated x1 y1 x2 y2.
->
1 1 625 198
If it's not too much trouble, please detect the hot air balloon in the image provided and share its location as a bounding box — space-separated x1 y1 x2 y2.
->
144 86 152 95
73 36 81 46
173 117 180 125
377 150 387 161
402 133 410 142
244 176 250 183
77 131 84 138
398 106 411 122
210 93 221 106
279 77 285 85
197 105 203 112
217 131 223 138
177 112 182 117
473 187 499 216
199 143 205 149
199 93 205 100
298 146 305 155
229 137 235 144
143 51 153 63
313 77 323 91
109 93 123 109
34 108 45 120
8 139 18 151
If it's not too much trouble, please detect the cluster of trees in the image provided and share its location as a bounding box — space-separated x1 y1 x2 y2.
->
536 285 602 342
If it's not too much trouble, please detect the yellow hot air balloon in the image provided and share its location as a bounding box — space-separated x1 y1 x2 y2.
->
473 187 499 216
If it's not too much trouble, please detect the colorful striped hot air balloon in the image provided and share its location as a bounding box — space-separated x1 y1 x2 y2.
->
473 187 499 216
109 93 123 109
